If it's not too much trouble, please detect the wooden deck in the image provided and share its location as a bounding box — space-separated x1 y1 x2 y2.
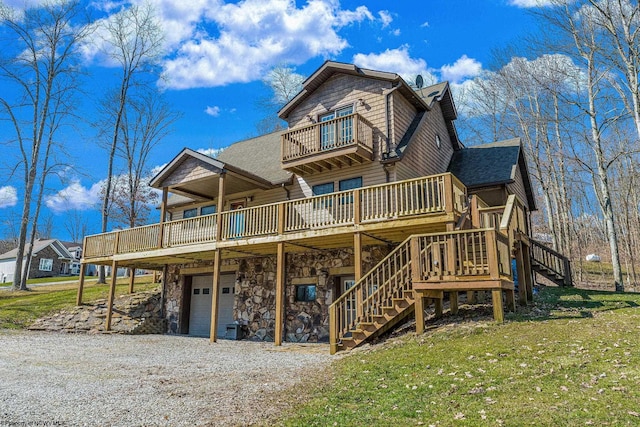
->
82 173 467 267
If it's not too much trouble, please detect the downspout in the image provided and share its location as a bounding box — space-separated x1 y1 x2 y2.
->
282 182 290 200
384 82 402 155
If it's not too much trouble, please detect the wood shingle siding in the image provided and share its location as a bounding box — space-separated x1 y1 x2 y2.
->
286 74 390 161
160 157 221 188
395 103 455 181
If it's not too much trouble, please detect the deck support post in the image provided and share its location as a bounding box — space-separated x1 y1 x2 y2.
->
76 263 86 305
354 232 363 320
515 241 528 306
414 290 425 334
105 260 119 331
450 291 459 315
128 268 135 294
275 242 286 346
522 244 534 300
434 297 443 318
209 250 221 342
505 289 515 312
492 289 504 323
466 291 476 304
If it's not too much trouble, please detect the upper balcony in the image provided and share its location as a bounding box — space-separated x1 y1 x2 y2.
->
83 173 467 267
281 113 375 175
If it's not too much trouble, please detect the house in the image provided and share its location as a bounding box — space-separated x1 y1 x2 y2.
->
0 239 74 283
79 61 570 353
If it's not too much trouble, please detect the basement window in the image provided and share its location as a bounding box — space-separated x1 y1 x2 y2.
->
39 258 53 271
295 284 317 302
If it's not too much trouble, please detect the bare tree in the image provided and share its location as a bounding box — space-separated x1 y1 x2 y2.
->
64 210 88 243
114 90 179 228
0 0 92 291
255 65 305 134
96 3 163 283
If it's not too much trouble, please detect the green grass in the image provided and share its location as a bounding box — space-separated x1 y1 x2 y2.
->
0 277 159 329
280 287 640 426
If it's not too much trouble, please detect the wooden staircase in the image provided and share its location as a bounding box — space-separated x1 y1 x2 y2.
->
530 239 572 286
329 227 515 354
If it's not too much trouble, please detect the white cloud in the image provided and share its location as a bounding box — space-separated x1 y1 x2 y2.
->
0 186 18 208
352 46 437 84
152 0 374 89
421 21 429 28
391 29 401 36
440 55 482 83
45 180 102 213
508 0 556 7
204 105 221 117
378 10 392 28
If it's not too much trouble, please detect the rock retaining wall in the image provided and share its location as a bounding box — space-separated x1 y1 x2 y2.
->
29 290 164 334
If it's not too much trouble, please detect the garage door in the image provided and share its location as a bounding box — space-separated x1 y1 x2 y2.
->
188 274 236 338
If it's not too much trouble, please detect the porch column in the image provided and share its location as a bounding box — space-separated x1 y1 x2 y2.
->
105 260 118 331
158 187 168 248
215 172 226 241
275 242 286 346
75 263 86 305
209 250 221 342
128 268 135 294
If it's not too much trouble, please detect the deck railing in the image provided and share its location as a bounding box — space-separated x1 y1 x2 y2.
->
281 113 374 163
329 228 513 352
83 173 466 258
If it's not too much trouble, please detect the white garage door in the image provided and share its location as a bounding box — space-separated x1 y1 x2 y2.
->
188 274 236 338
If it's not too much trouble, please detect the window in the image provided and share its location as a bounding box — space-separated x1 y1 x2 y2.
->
39 258 53 272
320 105 353 150
339 177 362 204
201 205 216 215
295 284 316 302
183 208 197 219
312 182 334 196
312 182 335 208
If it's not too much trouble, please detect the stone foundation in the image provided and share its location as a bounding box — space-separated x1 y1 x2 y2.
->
163 245 390 342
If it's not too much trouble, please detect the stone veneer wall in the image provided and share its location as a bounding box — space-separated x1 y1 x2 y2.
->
163 245 390 342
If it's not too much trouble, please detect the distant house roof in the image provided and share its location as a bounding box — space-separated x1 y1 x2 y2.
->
0 239 74 261
447 138 536 210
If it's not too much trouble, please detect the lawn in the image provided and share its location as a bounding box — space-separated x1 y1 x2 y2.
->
279 287 640 426
0 276 159 329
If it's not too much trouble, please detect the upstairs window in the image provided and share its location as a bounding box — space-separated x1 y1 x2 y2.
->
320 105 353 150
339 177 362 204
312 182 334 196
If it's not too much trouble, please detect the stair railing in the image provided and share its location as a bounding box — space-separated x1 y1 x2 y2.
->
530 239 572 286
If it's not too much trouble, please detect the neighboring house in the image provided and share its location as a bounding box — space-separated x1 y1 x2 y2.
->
80 61 570 353
0 239 74 283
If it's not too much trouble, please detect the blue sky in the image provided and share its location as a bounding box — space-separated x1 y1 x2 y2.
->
0 0 550 241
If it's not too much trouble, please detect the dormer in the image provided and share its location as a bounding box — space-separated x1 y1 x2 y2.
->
277 61 435 175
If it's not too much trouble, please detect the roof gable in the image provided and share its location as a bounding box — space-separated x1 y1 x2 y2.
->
447 138 536 209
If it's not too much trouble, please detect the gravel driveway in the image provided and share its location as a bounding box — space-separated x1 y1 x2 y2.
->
0 331 333 426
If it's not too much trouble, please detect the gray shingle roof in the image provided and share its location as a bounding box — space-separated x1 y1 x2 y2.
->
447 138 521 187
0 239 73 260
216 130 292 185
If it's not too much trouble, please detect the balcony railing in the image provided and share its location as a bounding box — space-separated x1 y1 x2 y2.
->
83 173 466 259
281 113 374 165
